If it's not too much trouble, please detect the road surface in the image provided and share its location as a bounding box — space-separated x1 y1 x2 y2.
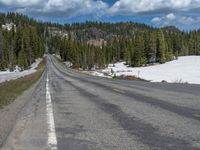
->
1 55 200 150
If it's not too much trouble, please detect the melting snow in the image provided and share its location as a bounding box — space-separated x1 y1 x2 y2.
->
0 58 42 83
85 56 200 84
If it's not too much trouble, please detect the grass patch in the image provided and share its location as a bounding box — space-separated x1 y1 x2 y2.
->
0 59 46 108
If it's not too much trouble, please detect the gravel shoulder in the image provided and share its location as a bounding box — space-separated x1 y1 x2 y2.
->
0 69 46 148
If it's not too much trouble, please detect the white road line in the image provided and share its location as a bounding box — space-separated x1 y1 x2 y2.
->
46 74 57 150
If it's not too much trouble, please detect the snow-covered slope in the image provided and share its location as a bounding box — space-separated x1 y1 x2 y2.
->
87 56 200 84
0 58 42 83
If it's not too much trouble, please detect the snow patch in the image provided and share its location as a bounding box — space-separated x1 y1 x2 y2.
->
52 54 61 60
2 23 16 31
83 56 200 84
13 66 21 72
0 58 42 83
82 71 112 78
64 61 73 68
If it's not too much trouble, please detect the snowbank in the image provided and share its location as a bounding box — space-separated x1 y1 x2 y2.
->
84 56 200 84
82 71 112 78
53 54 61 60
64 61 73 68
0 58 42 83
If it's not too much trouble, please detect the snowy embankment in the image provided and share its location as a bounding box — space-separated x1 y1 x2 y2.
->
84 56 200 84
0 58 42 83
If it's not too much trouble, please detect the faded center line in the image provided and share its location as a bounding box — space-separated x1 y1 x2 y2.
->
46 74 57 150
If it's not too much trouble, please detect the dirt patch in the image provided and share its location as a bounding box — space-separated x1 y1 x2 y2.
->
115 75 148 81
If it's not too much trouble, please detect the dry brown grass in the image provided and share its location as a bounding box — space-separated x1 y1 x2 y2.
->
0 59 46 108
116 75 147 81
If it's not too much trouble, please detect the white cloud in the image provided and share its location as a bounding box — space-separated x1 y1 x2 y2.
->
151 13 200 26
0 0 200 30
151 13 176 26
178 16 200 25
171 0 192 8
166 13 176 20
0 0 45 8
0 0 108 18
151 17 162 24
108 0 200 15
0 0 200 20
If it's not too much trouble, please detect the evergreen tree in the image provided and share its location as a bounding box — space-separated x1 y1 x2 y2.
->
156 30 166 63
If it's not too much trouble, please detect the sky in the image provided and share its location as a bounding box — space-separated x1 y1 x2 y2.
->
0 0 200 30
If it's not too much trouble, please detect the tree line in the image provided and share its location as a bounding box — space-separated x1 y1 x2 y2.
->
0 26 45 71
1 13 200 71
0 13 45 71
48 22 200 69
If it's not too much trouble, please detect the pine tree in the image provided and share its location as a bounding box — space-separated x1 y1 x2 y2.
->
0 31 3 70
156 30 166 63
147 31 157 64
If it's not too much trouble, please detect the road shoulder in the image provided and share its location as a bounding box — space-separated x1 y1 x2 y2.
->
0 68 46 148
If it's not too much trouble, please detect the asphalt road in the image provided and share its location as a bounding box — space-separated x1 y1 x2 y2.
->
1 55 200 150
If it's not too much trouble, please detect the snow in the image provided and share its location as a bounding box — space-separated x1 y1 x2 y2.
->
82 71 112 78
64 61 73 68
53 54 61 60
2 23 16 31
85 56 200 84
0 58 42 83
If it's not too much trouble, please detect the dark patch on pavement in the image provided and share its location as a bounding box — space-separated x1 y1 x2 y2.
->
56 126 98 150
62 78 198 150
53 60 200 122
57 137 98 150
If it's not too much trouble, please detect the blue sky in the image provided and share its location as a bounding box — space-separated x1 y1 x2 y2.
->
0 0 200 30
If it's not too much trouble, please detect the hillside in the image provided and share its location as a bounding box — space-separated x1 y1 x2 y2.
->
49 22 200 70
0 12 200 72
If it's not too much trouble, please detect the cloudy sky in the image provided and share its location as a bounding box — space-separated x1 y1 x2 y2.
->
0 0 200 30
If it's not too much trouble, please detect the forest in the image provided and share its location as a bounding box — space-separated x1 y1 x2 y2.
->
0 13 45 71
49 22 200 69
0 13 200 71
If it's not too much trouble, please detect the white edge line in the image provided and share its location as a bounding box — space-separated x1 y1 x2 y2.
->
46 74 57 150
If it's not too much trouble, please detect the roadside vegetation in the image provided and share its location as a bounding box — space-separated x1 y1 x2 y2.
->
0 59 46 108
114 75 147 81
